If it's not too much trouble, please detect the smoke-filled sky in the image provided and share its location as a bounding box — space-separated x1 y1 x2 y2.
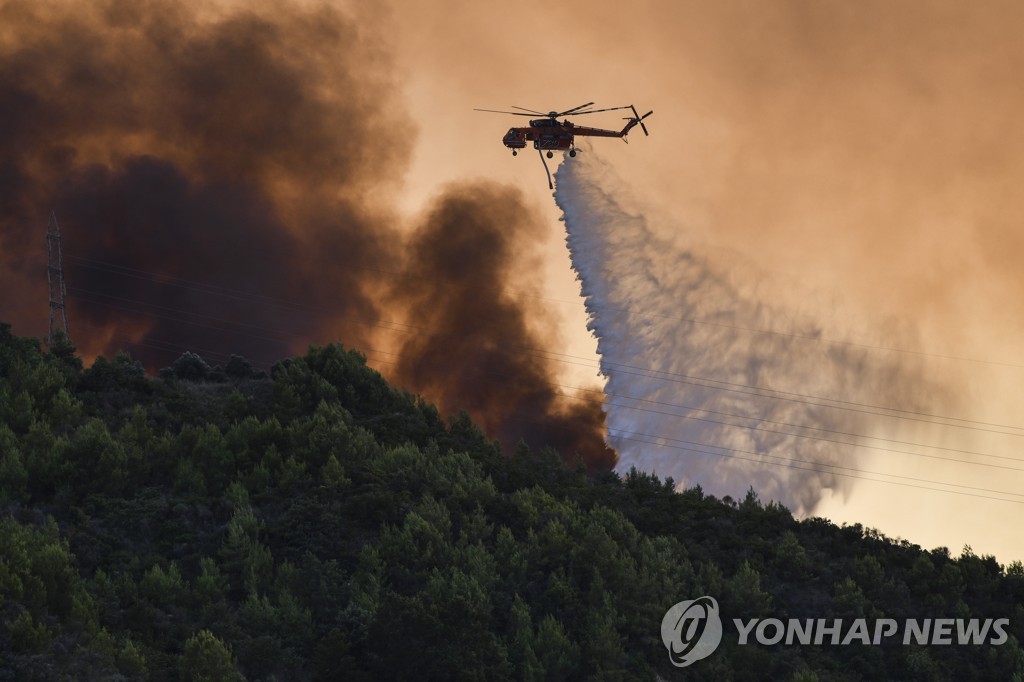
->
556 153 1024 557
0 0 611 469
3 0 1024 559
392 0 1024 562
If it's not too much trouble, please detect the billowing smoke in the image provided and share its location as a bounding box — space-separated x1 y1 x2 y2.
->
0 0 614 469
555 153 947 512
389 183 615 470
0 0 405 366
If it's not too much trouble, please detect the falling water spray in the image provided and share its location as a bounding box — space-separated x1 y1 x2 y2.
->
554 153 942 514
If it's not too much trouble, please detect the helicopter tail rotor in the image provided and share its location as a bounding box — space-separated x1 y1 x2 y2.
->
629 105 653 136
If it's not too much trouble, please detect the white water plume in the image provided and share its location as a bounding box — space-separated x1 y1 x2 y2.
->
554 153 945 514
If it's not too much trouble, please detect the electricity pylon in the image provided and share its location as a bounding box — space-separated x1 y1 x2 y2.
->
46 210 70 346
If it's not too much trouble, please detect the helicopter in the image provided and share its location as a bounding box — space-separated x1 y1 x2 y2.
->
475 102 653 188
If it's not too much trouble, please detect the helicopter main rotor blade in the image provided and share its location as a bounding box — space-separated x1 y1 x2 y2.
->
568 105 634 116
511 105 547 114
557 101 595 116
474 108 537 116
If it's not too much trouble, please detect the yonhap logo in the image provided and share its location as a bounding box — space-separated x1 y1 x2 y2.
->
660 595 1010 668
660 596 723 667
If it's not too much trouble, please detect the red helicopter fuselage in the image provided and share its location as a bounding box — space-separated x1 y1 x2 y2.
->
502 117 642 152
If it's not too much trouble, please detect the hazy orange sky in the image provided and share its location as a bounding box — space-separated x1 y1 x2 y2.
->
385 0 1024 561
2 0 1023 561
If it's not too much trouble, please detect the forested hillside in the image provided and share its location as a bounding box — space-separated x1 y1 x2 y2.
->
1 323 1022 680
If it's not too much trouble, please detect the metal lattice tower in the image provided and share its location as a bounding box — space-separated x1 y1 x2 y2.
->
46 210 70 346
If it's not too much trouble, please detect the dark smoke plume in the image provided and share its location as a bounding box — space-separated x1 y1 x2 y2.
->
0 0 615 470
389 183 616 470
0 0 407 367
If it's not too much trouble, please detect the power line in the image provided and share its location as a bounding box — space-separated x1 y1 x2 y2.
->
358 346 1024 466
529 291 1024 370
69 249 1024 372
66 248 1024 371
65 308 1024 505
489 411 1024 501
52 322 1024 504
64 255 307 312
58 251 1024 481
565 386 1024 465
556 389 1024 472
68 285 1024 470
61 254 1024 435
68 287 302 343
73 319 278 371
520 345 1024 436
606 427 1024 505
